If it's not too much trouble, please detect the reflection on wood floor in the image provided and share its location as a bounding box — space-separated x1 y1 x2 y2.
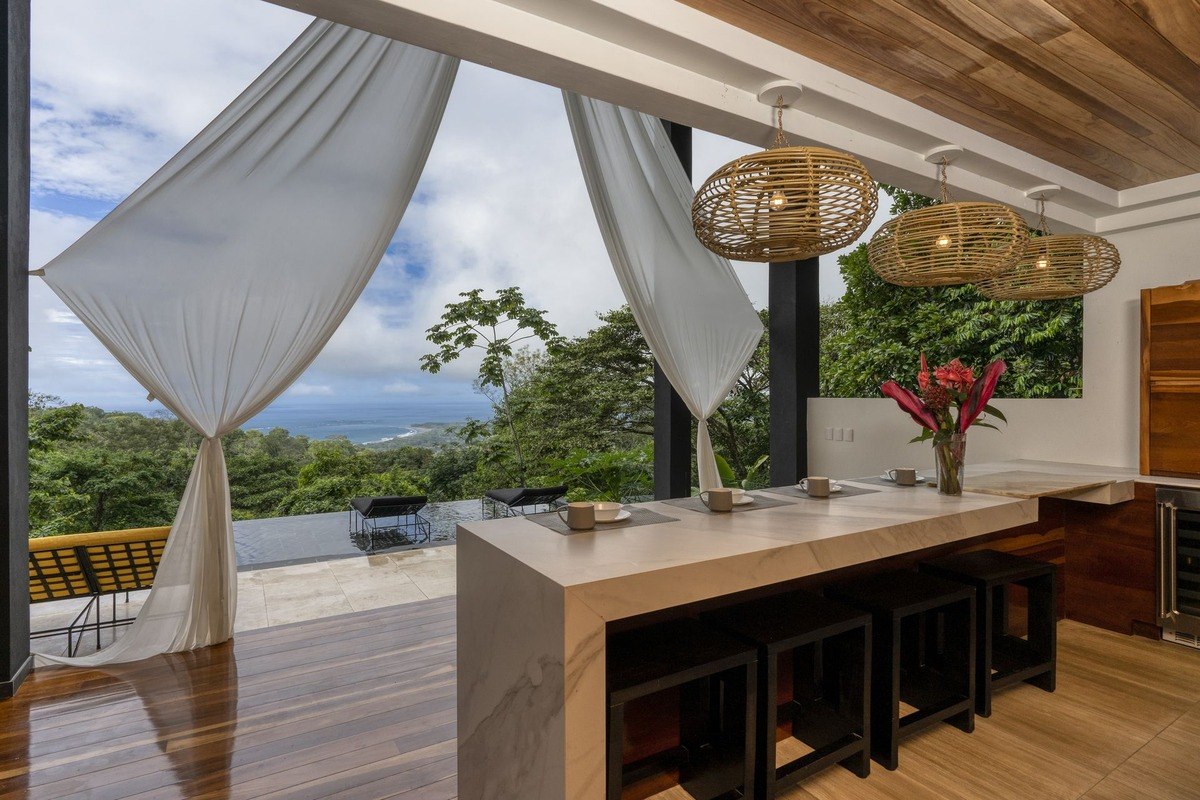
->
2 597 1199 800
1 598 456 800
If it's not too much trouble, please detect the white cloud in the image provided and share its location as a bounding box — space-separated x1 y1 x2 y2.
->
44 308 79 325
383 381 421 395
31 0 309 199
286 383 334 397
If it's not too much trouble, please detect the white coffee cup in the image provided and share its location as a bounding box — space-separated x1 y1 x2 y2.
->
557 502 595 530
700 487 734 512
593 501 623 522
800 476 831 497
888 467 918 486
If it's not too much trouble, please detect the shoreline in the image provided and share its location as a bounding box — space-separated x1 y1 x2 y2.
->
242 419 479 447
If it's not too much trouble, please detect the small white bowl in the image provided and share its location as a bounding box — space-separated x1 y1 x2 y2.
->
593 501 623 522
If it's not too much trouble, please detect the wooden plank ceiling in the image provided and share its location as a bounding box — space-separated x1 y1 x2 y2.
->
676 0 1200 190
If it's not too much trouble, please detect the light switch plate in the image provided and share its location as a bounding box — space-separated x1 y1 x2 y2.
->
835 428 844 441
824 427 834 440
845 428 854 442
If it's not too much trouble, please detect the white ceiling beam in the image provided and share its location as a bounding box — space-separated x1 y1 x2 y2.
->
265 0 1199 234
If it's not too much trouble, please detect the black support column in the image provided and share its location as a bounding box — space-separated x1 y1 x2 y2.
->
1 0 30 697
768 258 820 487
654 120 692 500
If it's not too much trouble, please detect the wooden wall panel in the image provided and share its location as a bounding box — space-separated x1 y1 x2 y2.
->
1141 282 1200 479
1064 482 1158 637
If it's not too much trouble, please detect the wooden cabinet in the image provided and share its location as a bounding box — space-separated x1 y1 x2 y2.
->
1064 483 1159 638
1141 282 1200 478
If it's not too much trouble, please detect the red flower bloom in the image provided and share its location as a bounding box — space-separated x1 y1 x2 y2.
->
935 358 975 392
917 352 931 391
881 380 940 431
960 359 1007 432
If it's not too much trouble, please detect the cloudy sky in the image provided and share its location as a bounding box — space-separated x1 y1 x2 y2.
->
31 0 883 412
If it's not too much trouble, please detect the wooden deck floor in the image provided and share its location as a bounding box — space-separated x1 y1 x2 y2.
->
2 597 1199 800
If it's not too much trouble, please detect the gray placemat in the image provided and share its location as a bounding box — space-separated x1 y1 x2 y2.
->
660 492 796 515
525 506 679 536
761 483 881 500
854 474 936 489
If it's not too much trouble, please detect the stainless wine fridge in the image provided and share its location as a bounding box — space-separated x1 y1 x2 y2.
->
1157 487 1200 648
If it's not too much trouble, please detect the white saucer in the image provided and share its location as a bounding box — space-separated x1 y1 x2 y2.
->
596 509 632 523
732 495 755 506
795 483 844 494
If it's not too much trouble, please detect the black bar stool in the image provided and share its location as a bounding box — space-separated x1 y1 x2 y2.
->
919 549 1056 717
703 591 871 799
826 570 976 770
607 618 758 800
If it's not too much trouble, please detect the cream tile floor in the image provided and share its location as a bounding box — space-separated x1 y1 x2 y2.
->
30 545 457 657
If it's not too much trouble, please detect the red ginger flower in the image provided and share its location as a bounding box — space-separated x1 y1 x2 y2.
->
917 352 931 391
935 358 975 392
921 382 952 411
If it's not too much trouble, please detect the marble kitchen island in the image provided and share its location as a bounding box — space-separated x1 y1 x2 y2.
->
455 479 1053 800
455 458 1191 800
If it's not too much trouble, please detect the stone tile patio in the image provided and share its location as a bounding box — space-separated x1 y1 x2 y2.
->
30 545 457 658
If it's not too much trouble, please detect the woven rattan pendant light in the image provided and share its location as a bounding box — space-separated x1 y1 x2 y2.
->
868 152 1028 286
691 82 877 262
976 192 1120 300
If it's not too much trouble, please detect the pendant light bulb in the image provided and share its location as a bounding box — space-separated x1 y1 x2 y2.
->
1036 254 1050 269
935 233 952 249
769 190 787 210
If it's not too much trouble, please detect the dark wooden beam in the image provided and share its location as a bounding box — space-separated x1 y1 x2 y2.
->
654 120 692 500
1 0 31 697
768 258 820 487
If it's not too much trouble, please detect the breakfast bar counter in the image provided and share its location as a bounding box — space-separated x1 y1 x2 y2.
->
455 460 1179 800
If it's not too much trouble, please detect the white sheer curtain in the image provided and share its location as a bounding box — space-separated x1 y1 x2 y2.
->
564 93 763 491
36 21 459 666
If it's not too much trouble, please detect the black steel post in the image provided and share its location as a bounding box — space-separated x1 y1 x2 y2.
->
654 120 692 500
1 0 31 697
768 258 820 487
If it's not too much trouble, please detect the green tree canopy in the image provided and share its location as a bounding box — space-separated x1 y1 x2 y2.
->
421 287 564 484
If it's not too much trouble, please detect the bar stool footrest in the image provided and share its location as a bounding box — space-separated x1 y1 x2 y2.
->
992 634 1052 686
775 698 864 784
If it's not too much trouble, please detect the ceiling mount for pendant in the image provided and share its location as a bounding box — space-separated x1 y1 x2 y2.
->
690 79 878 262
923 144 963 164
1024 184 1061 201
756 79 804 108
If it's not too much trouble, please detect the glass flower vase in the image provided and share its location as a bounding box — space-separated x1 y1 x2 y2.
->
935 432 967 496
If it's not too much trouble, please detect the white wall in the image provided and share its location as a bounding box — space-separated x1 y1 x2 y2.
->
808 216 1200 479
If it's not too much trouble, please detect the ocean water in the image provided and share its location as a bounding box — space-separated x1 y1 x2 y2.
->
241 398 492 444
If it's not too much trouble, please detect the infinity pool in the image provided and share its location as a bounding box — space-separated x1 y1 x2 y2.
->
232 498 482 569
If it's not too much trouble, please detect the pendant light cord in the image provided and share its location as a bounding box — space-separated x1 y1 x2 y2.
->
772 96 791 149
1036 197 1052 235
937 157 952 204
